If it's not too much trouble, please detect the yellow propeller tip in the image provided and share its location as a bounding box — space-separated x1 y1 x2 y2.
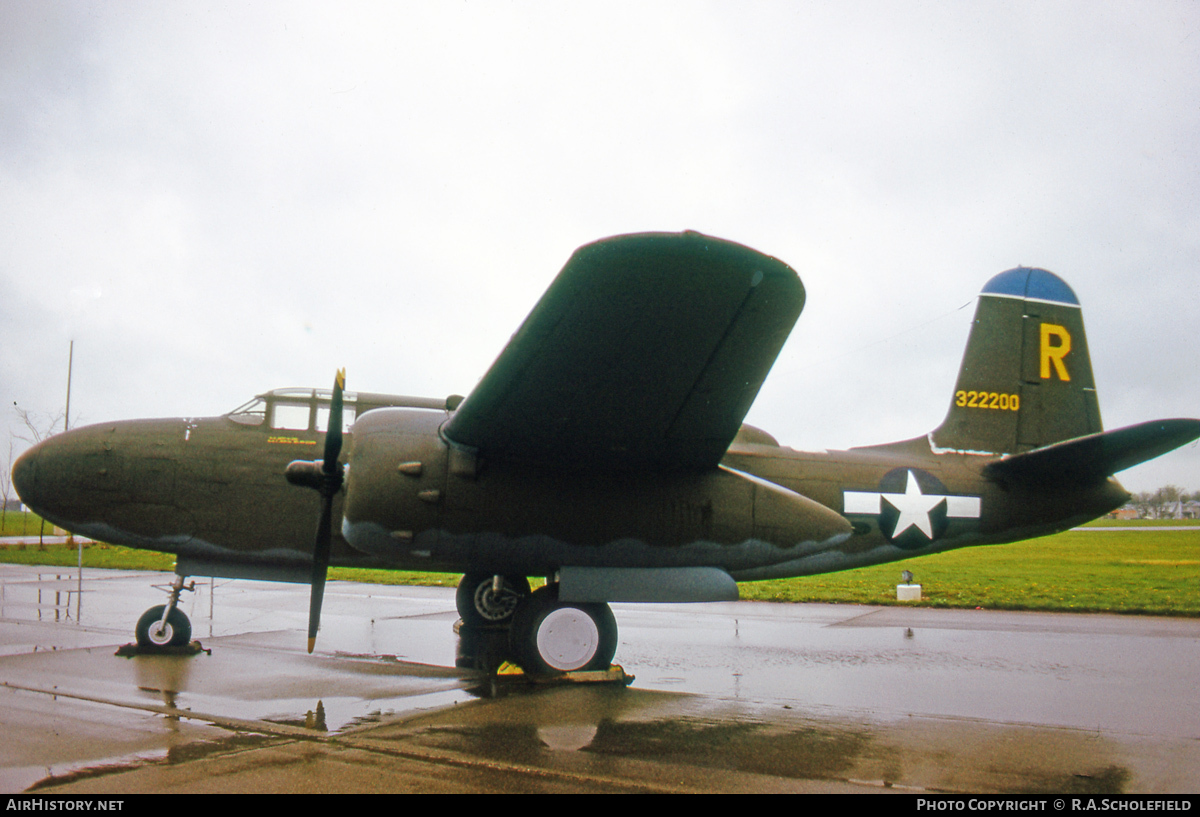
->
307 637 316 654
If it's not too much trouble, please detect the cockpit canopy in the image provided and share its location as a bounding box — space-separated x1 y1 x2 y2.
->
226 387 357 432
224 388 459 433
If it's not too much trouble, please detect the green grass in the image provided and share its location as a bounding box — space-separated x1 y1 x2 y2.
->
1078 517 1200 527
0 541 177 571
740 528 1200 615
327 567 461 587
2 513 1197 615
0 510 53 538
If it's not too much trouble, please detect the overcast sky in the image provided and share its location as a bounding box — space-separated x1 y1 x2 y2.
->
2 0 1197 493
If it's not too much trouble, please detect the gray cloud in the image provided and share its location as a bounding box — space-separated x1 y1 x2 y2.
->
2 0 1197 491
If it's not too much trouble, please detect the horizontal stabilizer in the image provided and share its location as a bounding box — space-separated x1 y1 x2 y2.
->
983 418 1200 487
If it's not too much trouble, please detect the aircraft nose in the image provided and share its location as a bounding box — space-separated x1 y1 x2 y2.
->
11 442 42 513
10 419 192 545
11 430 89 523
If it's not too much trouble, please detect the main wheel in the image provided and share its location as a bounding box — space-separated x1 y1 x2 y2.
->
136 605 192 647
510 584 617 675
456 573 531 627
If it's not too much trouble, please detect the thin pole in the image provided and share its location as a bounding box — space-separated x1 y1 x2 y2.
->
65 341 80 578
64 340 73 433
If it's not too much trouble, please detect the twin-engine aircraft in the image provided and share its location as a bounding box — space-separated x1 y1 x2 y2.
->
12 232 1199 675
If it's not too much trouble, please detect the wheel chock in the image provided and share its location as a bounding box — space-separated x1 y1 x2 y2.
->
494 662 634 686
115 641 208 657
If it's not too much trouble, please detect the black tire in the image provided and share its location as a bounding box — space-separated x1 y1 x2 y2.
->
510 584 617 675
136 605 192 647
456 573 531 627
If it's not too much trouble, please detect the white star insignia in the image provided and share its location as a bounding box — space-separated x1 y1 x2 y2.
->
884 470 944 539
842 471 981 542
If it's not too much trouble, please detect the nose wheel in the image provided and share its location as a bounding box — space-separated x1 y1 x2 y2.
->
136 604 192 647
135 574 195 648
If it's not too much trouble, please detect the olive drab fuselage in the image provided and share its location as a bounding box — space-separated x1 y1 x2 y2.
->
12 235 1199 607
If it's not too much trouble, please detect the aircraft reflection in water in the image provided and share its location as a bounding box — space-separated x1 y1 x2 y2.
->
12 232 1200 676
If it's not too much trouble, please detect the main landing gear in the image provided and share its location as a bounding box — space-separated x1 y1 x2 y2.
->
456 573 531 628
135 574 195 648
454 574 619 675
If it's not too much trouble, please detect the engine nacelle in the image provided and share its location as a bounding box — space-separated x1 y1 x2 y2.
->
341 407 850 575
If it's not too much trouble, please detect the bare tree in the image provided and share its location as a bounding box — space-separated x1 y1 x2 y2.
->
12 402 65 445
1131 485 1194 519
1155 485 1186 519
1 437 13 531
11 402 67 544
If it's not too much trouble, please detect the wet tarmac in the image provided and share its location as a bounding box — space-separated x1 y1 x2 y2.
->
1 563 1198 793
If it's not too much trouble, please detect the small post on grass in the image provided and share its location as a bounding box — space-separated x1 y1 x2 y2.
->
897 569 922 601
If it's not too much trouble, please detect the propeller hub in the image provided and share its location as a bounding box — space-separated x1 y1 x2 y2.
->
286 459 343 494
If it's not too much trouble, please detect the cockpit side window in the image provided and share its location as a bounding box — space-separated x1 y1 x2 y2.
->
271 402 312 431
316 404 357 433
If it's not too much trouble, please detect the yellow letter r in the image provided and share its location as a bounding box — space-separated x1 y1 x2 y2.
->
1040 323 1071 381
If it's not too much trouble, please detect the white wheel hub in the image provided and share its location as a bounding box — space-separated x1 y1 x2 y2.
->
148 623 173 646
535 607 600 671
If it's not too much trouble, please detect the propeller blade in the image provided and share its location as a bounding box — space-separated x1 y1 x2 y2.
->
323 368 345 475
308 491 334 653
304 369 346 653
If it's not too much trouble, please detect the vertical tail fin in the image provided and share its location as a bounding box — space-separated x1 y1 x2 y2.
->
931 267 1102 455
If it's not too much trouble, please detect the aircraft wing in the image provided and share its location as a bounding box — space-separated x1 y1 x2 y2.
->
442 232 805 471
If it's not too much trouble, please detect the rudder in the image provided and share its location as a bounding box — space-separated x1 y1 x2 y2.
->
931 267 1102 455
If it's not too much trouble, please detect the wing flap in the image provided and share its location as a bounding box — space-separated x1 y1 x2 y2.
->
443 232 804 470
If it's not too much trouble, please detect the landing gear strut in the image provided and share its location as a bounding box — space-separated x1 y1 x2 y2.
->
135 574 194 647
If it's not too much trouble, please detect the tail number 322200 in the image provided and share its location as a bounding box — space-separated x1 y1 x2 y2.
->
955 390 1020 411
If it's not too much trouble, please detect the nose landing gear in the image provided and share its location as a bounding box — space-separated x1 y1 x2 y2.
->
136 604 191 647
134 574 195 648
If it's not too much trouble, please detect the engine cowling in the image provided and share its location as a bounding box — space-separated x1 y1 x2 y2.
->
340 406 851 575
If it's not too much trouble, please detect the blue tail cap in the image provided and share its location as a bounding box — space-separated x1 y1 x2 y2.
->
981 267 1079 306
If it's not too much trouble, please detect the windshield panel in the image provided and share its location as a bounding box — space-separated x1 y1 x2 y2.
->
226 396 267 426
